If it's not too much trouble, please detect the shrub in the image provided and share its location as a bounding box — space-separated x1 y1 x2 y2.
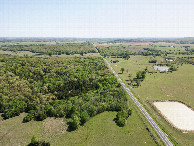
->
70 115 80 130
80 111 90 124
31 135 39 144
115 109 131 127
169 65 177 71
149 60 157 63
28 135 50 146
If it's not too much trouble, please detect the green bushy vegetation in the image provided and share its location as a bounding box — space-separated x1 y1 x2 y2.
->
28 135 50 146
149 59 157 63
96 45 165 58
115 109 131 127
0 42 96 56
0 55 130 130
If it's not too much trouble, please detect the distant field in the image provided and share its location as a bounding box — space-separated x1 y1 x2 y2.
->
0 50 100 58
0 50 38 56
0 111 156 146
107 55 163 79
0 41 84 46
97 42 152 46
156 42 194 47
52 53 100 58
0 41 57 46
97 42 194 47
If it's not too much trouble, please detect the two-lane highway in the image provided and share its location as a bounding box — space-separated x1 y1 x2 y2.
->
96 48 173 146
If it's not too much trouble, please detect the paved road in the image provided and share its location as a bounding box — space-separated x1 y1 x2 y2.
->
96 48 173 146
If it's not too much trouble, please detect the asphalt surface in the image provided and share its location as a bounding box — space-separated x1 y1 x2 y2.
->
96 49 173 146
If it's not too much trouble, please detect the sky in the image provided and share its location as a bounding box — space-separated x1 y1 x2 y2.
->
0 0 194 38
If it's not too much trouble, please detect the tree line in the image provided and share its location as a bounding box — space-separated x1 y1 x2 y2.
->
0 42 96 56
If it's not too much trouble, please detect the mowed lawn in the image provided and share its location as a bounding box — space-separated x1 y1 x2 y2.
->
0 110 156 146
107 56 194 145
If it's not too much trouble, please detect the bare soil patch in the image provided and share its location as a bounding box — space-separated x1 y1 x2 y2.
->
153 101 194 131
42 118 67 138
153 66 169 72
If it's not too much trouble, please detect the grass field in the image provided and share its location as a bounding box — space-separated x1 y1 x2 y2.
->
0 109 156 146
106 56 194 145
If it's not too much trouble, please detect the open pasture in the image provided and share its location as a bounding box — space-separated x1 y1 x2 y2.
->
0 111 156 146
101 42 194 145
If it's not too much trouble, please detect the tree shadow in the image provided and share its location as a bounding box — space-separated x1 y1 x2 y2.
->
113 117 119 126
66 121 74 132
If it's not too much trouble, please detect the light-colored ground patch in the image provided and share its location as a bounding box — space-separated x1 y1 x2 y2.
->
153 66 169 72
153 101 194 131
43 117 67 139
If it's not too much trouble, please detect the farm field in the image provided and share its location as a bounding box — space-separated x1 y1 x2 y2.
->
101 42 194 145
106 56 194 107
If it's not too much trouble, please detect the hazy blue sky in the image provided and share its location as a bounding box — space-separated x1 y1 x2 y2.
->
0 0 194 37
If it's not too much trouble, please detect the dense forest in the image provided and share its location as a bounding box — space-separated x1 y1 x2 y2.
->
0 54 131 129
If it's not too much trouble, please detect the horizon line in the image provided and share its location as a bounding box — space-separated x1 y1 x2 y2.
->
0 37 193 39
